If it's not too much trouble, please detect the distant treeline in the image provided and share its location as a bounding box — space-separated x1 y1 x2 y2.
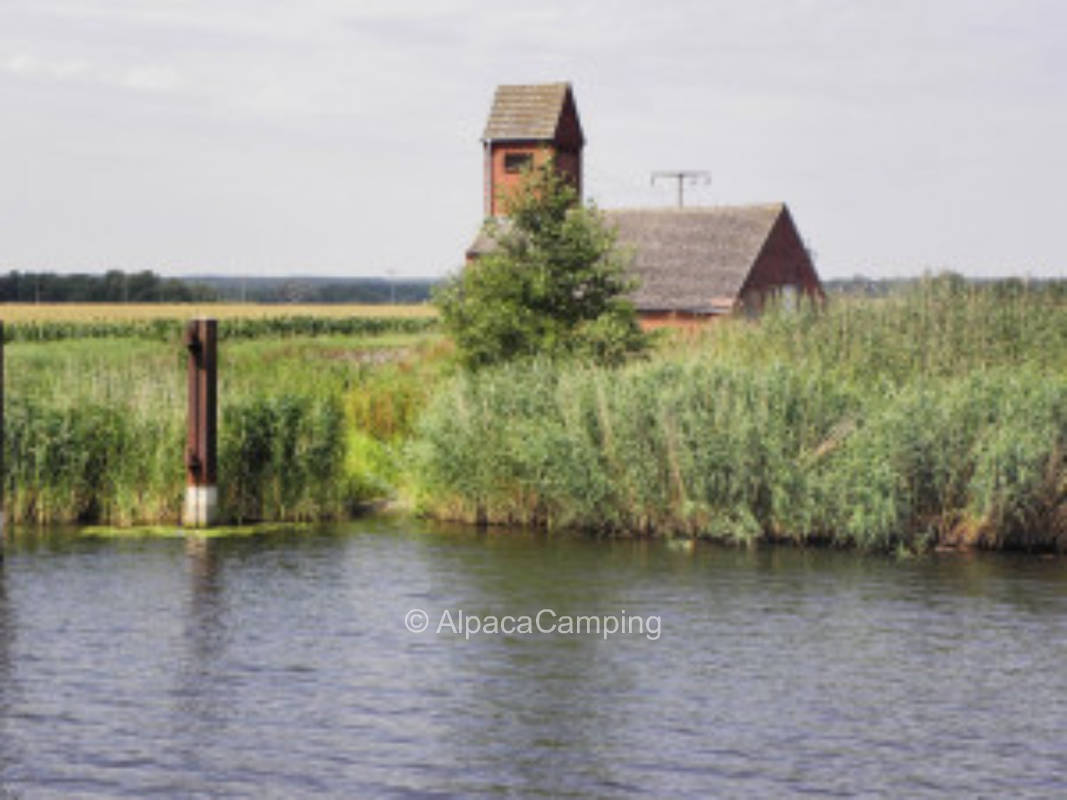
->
0 270 218 303
10 269 1059 306
0 271 440 305
824 272 1067 297
187 276 439 304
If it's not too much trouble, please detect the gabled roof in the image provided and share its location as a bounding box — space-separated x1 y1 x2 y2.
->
604 205 785 313
466 203 800 314
482 82 583 144
465 222 506 261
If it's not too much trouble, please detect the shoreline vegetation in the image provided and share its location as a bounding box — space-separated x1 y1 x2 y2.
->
409 277 1066 552
4 320 445 527
3 277 1066 552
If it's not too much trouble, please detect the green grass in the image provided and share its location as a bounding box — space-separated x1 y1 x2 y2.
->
78 522 317 539
407 278 1067 551
4 330 450 526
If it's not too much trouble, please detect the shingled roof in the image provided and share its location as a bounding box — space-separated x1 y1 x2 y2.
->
465 203 802 314
603 205 785 313
482 83 582 143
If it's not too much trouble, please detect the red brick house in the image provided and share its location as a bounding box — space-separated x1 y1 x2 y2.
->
468 82 825 325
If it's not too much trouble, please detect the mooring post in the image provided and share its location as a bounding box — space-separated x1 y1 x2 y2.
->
183 319 217 527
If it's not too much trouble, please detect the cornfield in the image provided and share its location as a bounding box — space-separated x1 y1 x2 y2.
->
0 302 436 322
3 314 437 343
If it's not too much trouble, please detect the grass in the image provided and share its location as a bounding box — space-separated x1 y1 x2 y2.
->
4 329 451 527
77 522 318 539
407 277 1067 552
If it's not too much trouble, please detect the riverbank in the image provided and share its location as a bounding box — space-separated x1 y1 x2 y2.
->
4 281 1065 551
4 317 449 526
408 279 1067 552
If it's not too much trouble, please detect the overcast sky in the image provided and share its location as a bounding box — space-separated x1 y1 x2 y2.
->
2 0 1064 279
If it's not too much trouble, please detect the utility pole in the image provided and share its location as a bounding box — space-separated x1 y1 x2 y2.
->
651 170 710 208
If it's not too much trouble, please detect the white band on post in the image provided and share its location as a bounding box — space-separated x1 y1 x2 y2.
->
183 485 218 528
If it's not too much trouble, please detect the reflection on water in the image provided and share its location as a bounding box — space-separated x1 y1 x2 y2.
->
0 565 16 796
0 520 1064 797
172 536 228 753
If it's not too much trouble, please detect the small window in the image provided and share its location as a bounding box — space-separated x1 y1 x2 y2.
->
504 153 533 174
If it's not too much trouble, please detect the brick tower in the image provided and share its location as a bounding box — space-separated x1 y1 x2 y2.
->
480 82 584 217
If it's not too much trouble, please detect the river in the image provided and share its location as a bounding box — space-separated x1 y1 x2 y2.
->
0 517 1064 798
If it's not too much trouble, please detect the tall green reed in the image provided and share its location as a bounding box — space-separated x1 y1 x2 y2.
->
409 279 1067 550
4 335 423 525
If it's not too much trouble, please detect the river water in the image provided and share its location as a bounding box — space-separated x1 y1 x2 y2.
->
0 517 1064 798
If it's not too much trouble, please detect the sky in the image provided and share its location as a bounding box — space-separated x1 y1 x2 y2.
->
1 0 1064 280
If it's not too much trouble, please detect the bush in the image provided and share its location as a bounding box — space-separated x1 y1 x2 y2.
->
435 161 648 368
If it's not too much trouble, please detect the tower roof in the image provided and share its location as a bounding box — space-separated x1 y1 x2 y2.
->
482 82 584 145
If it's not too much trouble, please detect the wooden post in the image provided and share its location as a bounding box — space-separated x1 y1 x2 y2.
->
183 319 217 527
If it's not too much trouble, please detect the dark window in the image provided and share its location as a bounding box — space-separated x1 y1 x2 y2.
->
504 153 533 174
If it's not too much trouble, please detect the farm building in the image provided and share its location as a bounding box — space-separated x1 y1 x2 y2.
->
603 204 823 325
467 81 825 325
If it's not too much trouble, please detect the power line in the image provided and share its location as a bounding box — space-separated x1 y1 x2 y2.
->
651 170 711 208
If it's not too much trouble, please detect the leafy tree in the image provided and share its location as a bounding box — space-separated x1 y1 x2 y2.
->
435 161 648 369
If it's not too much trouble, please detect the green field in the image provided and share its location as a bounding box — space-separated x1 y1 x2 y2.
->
1 307 437 343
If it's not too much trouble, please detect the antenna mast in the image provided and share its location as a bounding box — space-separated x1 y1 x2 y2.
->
651 170 710 208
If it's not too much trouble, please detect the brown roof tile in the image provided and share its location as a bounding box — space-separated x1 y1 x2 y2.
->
466 203 788 314
482 83 573 141
604 205 784 312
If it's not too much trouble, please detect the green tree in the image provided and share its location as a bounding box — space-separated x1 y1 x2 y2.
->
436 161 648 369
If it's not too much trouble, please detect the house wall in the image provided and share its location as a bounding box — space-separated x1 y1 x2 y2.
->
738 208 825 311
485 142 582 217
637 310 723 331
555 90 584 151
554 148 582 202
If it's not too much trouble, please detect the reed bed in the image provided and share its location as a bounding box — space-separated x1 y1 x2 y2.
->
6 279 1064 549
408 279 1067 551
4 333 446 526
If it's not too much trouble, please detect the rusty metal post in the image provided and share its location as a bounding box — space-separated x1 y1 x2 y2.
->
183 319 217 527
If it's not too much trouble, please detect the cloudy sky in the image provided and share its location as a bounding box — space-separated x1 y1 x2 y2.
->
1 0 1064 279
